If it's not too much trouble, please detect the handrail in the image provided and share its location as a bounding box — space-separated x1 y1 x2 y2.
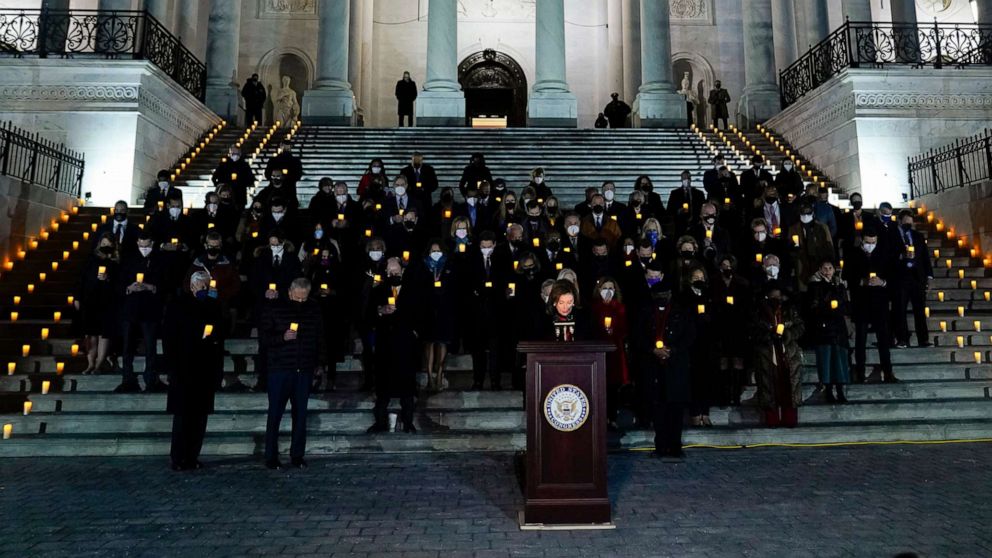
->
908 129 992 198
0 121 84 196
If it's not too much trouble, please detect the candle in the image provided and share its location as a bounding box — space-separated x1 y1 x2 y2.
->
365 229 372 238
697 304 706 314
402 251 410 262
7 362 14 375
925 307 930 318
209 279 217 290
71 344 79 357
41 328 49 340
171 237 179 246
136 273 144 283
625 260 633 267
202 324 214 338
434 280 442 288
513 260 519 271
38 273 46 282
972 280 978 290
268 283 277 292
231 173 238 181
12 295 19 306
56 362 64 375
41 380 50 394
682 203 689 211
604 317 613 329
66 296 74 306
90 223 98 232
416 181 422 189
387 296 396 306
976 321 983 332
773 227 782 236
51 262 58 272
776 323 785 335
938 292 945 302
3 424 11 440
27 284 35 294
839 259 845 269
975 352 983 364
869 272 877 279
855 221 863 231
337 213 345 222
831 300 839 310
251 231 259 238
374 274 382 284
282 168 288 175
458 243 466 253
636 213 642 220
289 323 299 332
958 306 965 317
946 259 953 269
484 281 493 288
98 266 107 276
444 209 452 219
939 321 948 333
705 229 713 240
532 238 540 247
986 292 991 302
792 234 800 247
63 250 70 261
10 312 17 322
23 401 32 415
320 283 328 292
726 296 734 305
655 340 665 349
959 269 966 280
100 215 107 224
375 203 382 211
508 283 516 296
755 253 763 263
957 336 965 348
724 197 731 205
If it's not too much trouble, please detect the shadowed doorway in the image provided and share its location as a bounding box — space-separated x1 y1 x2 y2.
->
458 49 528 127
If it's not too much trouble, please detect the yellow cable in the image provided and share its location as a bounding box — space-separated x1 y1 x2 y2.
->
627 438 992 451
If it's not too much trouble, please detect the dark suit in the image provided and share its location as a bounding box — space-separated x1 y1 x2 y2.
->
143 184 183 214
891 227 932 347
847 246 895 381
119 251 166 387
264 152 304 189
241 80 266 125
95 220 141 259
211 158 255 210
395 78 418 126
740 168 775 204
666 186 706 237
467 249 506 388
399 164 439 204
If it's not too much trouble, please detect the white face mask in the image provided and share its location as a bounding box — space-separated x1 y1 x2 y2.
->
624 245 634 255
138 246 153 257
783 163 793 171
371 166 382 173
271 245 285 256
230 154 240 162
766 265 780 279
800 214 814 224
681 179 690 187
481 247 494 257
455 229 469 239
863 243 876 254
600 288 614 302
314 229 324 239
394 186 406 197
429 251 443 262
335 194 348 204
603 190 615 202
206 203 218 213
534 176 544 185
567 225 580 237
168 207 181 218
368 250 383 262
272 211 284 222
756 232 767 242
466 197 477 207
158 181 169 189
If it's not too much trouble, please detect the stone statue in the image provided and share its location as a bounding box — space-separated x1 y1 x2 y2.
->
272 75 300 128
678 72 698 104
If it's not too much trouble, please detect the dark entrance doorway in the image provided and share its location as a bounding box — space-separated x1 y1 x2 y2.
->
458 49 528 127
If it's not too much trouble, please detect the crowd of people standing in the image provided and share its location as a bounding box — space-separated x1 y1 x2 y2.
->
74 142 930 467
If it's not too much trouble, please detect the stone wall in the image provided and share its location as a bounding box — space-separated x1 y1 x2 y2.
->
765 68 992 207
0 175 78 266
0 60 220 205
919 181 992 259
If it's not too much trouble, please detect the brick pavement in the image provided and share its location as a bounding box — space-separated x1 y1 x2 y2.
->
1 444 991 557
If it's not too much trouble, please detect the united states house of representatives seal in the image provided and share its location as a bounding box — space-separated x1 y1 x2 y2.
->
543 384 589 432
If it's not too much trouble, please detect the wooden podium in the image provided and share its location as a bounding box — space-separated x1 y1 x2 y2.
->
517 341 615 529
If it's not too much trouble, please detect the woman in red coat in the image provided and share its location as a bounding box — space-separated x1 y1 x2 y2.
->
591 276 630 428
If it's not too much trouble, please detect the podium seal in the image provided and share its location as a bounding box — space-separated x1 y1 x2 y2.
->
544 384 589 432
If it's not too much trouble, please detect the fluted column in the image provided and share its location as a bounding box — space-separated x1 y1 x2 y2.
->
621 0 641 103
302 0 354 125
976 0 992 24
143 0 171 28
842 0 873 22
204 0 241 118
528 0 576 126
803 0 830 48
772 0 798 70
416 0 465 126
633 0 685 127
890 0 920 64
740 0 781 125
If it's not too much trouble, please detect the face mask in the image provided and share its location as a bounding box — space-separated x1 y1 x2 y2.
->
881 213 892 221
692 280 707 292
207 203 218 212
592 205 605 215
404 221 416 231
271 245 284 256
646 276 662 287
481 247 494 257
455 229 469 239
548 240 561 252
138 246 152 257
168 207 181 218
394 186 406 197
387 275 402 286
641 184 653 193
647 230 660 246
369 250 383 262
336 195 348 204
506 201 516 209
783 163 793 171
546 204 557 212
681 179 690 187
851 200 863 210
863 243 876 254
206 247 221 257
603 190 615 202
429 251 443 262
272 212 284 222
680 250 694 259
765 196 778 205
230 154 240 162
314 229 324 239
567 225 580 237
597 288 615 303
442 193 454 203
800 214 814 224
624 245 634 255
900 223 913 232
467 197 477 207
195 289 209 300
721 268 733 278
755 232 767 242
766 265 780 279
534 176 544 185
371 166 382 173
703 215 716 225
753 164 762 170
114 213 127 222
714 161 723 169
522 267 536 277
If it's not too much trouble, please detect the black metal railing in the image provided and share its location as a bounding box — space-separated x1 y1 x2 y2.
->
908 129 992 198
780 20 992 108
0 121 84 196
0 9 206 100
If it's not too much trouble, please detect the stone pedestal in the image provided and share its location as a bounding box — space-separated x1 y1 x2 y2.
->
738 85 781 126
633 91 686 128
528 92 577 127
301 90 355 126
205 86 240 121
416 91 465 127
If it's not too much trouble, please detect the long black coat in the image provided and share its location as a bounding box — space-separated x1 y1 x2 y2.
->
369 282 421 398
212 158 255 209
259 298 325 372
77 254 120 337
805 276 850 346
630 295 696 403
166 295 223 415
395 79 418 114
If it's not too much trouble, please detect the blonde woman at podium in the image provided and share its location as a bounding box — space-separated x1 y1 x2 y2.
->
542 281 591 342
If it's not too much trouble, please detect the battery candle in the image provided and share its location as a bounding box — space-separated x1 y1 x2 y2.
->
831 300 839 310
513 260 520 271
402 251 410 262
38 273 46 282
938 291 945 302
855 221 863 231
6 362 13 375
869 272 877 279
986 292 991 302
946 259 952 269
136 273 144 283
655 340 665 349
202 324 214 338
387 297 396 306
971 280 978 290
959 269 966 280
337 213 345 222
53 312 61 323
508 283 516 296
40 328 49 340
976 321 983 332
63 250 70 261
976 352 983 364
726 296 734 305
532 238 540 247
66 296 74 306
682 203 689 211
705 229 713 240
56 362 64 374
27 284 35 294
957 336 965 348
289 323 299 332
604 317 613 329
374 275 382 284
71 344 79 357
82 232 89 241
91 223 98 232
282 168 288 175
364 229 372 237
12 296 19 305
755 253 763 263
925 307 930 318
416 181 422 189
485 281 493 288
3 424 11 439
10 312 17 322
444 209 452 219
100 215 107 224
940 321 948 333
231 173 238 181
50 262 58 272
458 243 466 253
23 401 32 415
41 380 50 394
697 304 706 314
434 280 442 288
958 306 966 317
268 283 277 292
776 323 785 335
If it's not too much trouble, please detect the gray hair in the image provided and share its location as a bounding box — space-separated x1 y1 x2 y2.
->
289 277 311 292
190 271 211 292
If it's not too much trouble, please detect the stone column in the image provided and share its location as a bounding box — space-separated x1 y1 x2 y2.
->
143 0 171 28
98 0 131 10
302 0 354 125
890 0 920 64
804 0 830 48
175 0 203 57
634 0 685 127
772 0 798 71
740 0 781 125
416 0 465 126
621 0 641 104
204 0 241 118
976 0 992 24
607 0 624 99
842 0 873 22
348 0 365 119
528 0 576 126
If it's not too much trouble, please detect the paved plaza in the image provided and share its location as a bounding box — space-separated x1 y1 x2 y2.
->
1 444 991 557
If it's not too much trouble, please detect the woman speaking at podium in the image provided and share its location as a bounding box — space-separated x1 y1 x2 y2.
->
542 280 591 342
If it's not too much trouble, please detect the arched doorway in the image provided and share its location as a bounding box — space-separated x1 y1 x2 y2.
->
256 48 314 127
672 52 716 128
458 49 528 127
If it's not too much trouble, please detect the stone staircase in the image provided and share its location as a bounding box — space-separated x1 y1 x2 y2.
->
174 127 753 207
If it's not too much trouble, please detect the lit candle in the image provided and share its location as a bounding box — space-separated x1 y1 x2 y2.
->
337 213 345 222
972 280 978 290
458 243 466 253
946 259 953 269
7 362 14 375
100 215 107 224
98 266 107 277
938 291 945 302
375 203 382 211
959 269 966 280
3 424 11 440
773 227 782 237
289 322 299 332
374 275 382 284
976 321 983 332
869 272 877 279
513 261 519 271
157 201 164 210
958 306 965 317
231 172 238 181
402 251 410 262
776 323 785 335
9 312 17 322
705 229 713 240
41 328 49 341
755 253 763 263
697 304 706 314
724 197 731 205
268 283 277 292
508 283 516 297
66 296 74 306
22 401 32 416
855 221 863 231
56 362 64 374
839 259 845 269
434 280 442 288
986 292 991 302
63 250 70 261
387 296 396 306
625 260 633 267
171 238 179 246
925 307 930 318
416 181 422 189
604 317 613 329
365 229 372 238
975 352 983 364
682 203 689 212
636 213 642 220
38 273 46 282
11 296 18 306
792 234 800 247
655 340 665 349
41 380 50 394
726 296 734 305
202 324 214 338
532 238 540 247
136 273 144 284
484 281 493 288
940 321 948 333
282 168 288 175
830 300 838 310
27 284 35 294
71 344 79 357
444 209 452 219
251 231 259 238
53 312 61 323
91 223 98 232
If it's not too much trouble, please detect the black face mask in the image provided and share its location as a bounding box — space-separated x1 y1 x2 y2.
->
205 247 221 257
547 241 561 252
114 213 127 222
851 200 863 210
441 194 453 204
703 216 716 224
680 250 695 259
404 221 416 231
900 223 913 231
691 280 707 291
506 201 516 210
99 246 114 255
592 205 605 215
387 275 403 286
721 268 733 278
510 239 523 248
765 196 778 204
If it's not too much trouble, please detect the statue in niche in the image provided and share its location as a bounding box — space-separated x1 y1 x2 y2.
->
272 75 300 128
678 71 698 126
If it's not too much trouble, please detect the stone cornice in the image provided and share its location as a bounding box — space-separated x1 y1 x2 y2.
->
854 92 992 110
0 84 139 102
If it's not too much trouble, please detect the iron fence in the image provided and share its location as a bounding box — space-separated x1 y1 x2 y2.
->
780 20 992 108
0 9 206 100
0 121 84 196
908 129 992 198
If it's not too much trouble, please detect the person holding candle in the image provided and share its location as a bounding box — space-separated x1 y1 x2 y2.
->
591 277 630 428
448 216 474 255
367 258 420 433
684 265 716 427
143 170 183 215
671 236 705 285
264 140 304 198
539 230 579 279
891 210 933 349
787 201 835 292
327 181 362 264
165 271 223 471
261 278 324 469
211 146 254 210
76 233 120 374
354 237 389 391
492 191 521 235
308 177 339 227
307 242 346 392
740 219 792 290
773 158 805 201
149 197 195 297
457 153 493 198
94 200 140 258
581 193 623 253
639 218 673 262
117 234 167 393
542 280 591 342
688 201 732 268
632 175 665 218
413 241 458 391
710 255 752 406
622 190 651 236
740 156 775 207
257 198 303 247
186 232 243 390
666 170 706 237
192 191 239 247
399 152 439 206
249 230 303 391
805 259 851 403
753 283 805 427
846 229 897 384
468 232 506 390
504 253 547 389
836 192 871 258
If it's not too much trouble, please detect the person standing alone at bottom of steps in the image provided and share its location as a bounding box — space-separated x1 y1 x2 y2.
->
260 278 324 470
395 71 418 127
166 271 223 471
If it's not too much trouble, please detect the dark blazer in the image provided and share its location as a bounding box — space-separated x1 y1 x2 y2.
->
892 227 933 283
666 187 707 236
119 252 166 323
259 298 325 372
249 243 303 301
845 246 894 322
740 168 775 202
143 184 183 213
165 295 224 415
264 151 304 185
211 158 255 209
399 164 439 203
94 220 141 258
